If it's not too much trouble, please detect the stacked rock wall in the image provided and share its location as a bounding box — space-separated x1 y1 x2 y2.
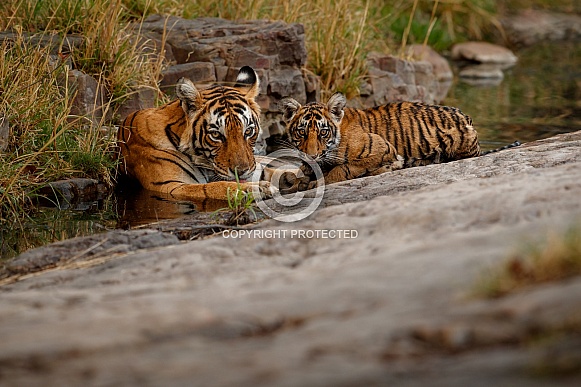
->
136 15 319 139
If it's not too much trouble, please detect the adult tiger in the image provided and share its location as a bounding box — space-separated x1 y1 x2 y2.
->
117 66 271 200
279 93 518 186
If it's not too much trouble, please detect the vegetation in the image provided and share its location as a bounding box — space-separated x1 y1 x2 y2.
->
223 173 257 226
474 222 581 298
0 0 575 230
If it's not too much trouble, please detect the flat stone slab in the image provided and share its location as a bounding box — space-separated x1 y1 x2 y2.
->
451 41 518 65
1 131 581 386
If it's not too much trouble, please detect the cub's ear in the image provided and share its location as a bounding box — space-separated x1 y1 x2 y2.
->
176 78 202 119
327 92 346 124
279 97 302 124
235 66 260 99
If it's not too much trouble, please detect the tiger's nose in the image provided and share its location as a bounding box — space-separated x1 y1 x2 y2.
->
230 164 254 179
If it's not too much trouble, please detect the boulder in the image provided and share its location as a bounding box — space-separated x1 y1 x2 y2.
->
67 70 110 125
159 62 217 95
37 178 108 209
501 10 581 46
116 87 156 123
137 15 307 69
451 41 518 65
356 52 446 107
406 44 453 81
458 64 504 86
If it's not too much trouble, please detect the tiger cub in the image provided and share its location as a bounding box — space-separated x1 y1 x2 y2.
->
279 92 482 186
118 66 271 201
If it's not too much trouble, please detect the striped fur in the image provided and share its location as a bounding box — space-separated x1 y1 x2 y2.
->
117 66 270 200
280 93 481 185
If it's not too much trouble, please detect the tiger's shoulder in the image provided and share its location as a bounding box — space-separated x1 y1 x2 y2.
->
118 100 187 152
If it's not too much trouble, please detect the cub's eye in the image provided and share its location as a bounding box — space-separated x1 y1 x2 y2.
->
207 129 222 142
295 128 306 138
244 124 255 139
319 128 330 138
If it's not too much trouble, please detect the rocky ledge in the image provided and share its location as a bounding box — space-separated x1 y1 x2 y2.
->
1 131 581 386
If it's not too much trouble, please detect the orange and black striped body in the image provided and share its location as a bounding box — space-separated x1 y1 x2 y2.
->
280 93 480 185
117 66 270 200
343 101 481 166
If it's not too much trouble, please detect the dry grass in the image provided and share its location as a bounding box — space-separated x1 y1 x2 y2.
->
474 223 581 298
148 0 385 99
0 1 167 225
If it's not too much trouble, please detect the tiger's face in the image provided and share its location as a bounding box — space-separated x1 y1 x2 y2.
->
176 66 261 181
279 93 346 165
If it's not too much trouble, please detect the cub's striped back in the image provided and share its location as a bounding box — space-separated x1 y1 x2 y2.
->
280 93 482 185
344 101 481 166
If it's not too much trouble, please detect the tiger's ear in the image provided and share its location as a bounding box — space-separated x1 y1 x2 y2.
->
176 78 202 119
234 66 260 100
327 92 346 124
279 97 302 124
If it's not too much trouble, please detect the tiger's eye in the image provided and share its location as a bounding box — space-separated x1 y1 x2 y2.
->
319 128 330 137
244 125 255 138
208 129 222 142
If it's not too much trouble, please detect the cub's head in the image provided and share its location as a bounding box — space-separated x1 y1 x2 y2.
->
279 93 346 164
176 66 261 181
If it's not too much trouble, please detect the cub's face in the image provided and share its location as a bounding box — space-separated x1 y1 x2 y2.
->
176 66 261 181
279 93 346 164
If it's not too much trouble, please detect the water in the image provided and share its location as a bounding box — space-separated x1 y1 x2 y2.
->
1 41 579 260
444 41 580 150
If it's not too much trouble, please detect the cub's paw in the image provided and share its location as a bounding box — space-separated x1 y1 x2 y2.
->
242 180 276 199
390 155 405 171
277 171 313 194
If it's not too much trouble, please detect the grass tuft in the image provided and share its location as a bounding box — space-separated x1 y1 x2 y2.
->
474 222 581 298
224 171 257 226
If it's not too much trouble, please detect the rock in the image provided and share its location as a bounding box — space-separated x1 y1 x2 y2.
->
5 229 180 275
159 62 217 95
38 178 108 208
138 15 307 68
406 44 453 81
458 64 504 86
502 10 581 47
357 52 445 107
451 41 518 65
0 31 85 56
67 70 110 125
459 64 504 79
0 115 9 152
1 132 581 386
267 67 306 102
116 87 156 123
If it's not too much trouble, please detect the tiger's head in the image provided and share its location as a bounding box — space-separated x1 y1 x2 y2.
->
176 66 261 181
279 93 346 165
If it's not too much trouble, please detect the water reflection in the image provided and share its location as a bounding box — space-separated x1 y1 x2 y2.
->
0 198 116 260
115 187 229 229
445 41 580 150
0 188 232 260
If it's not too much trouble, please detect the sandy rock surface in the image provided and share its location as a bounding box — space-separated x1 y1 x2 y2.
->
1 131 581 386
